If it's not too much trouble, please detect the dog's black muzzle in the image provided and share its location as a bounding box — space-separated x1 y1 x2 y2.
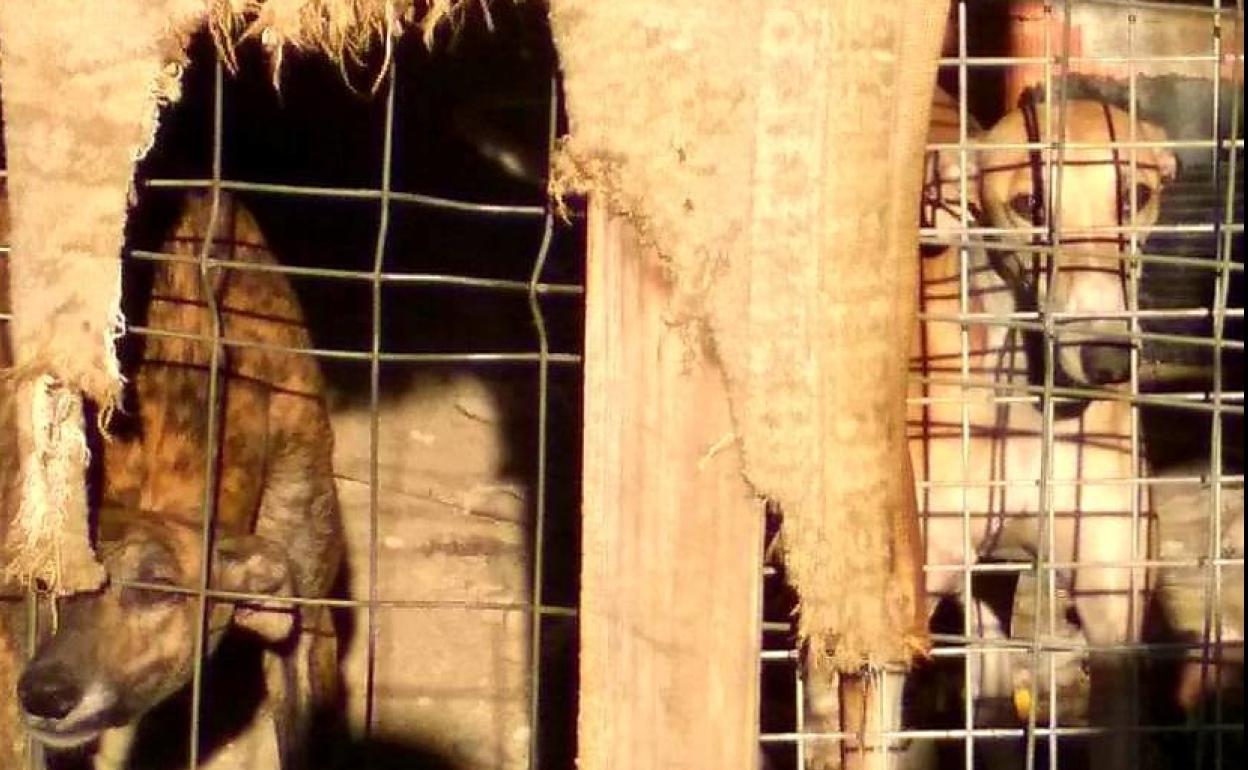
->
1078 342 1132 385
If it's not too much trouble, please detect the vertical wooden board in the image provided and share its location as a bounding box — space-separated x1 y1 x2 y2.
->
0 603 24 768
579 198 763 770
1 205 27 770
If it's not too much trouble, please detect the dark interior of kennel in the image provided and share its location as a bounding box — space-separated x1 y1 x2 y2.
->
5 3 583 769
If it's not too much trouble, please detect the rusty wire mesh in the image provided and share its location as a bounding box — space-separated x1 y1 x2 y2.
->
759 1 1244 769
1 10 584 770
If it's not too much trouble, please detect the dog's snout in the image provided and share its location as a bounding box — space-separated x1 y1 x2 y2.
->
18 663 84 720
1080 344 1131 385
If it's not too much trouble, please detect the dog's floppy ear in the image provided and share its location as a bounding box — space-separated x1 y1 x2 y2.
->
937 146 979 189
212 534 296 642
936 147 982 221
1140 119 1178 183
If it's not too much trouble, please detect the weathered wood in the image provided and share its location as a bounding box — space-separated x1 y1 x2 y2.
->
579 198 763 770
552 3 945 767
1 182 30 770
0 604 27 770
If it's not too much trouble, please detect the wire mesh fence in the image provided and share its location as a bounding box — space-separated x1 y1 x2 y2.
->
2 5 583 769
0 2 1242 770
760 1 1243 769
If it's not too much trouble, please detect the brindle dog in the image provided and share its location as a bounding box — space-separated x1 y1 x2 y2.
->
9 191 343 770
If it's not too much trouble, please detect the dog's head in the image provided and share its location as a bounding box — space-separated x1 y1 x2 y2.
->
16 514 293 751
975 98 1177 386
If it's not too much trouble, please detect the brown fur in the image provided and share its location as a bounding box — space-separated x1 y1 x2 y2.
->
101 192 342 595
11 191 343 769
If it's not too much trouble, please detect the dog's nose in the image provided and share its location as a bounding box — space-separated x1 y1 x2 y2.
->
1080 344 1131 385
18 663 83 720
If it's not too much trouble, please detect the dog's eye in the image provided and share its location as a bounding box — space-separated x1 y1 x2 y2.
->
119 563 183 608
120 579 182 608
1008 192 1042 221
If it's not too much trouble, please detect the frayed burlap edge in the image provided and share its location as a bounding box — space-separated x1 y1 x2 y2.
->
548 0 939 676
550 135 721 361
0 0 208 594
1 375 105 593
0 0 476 600
207 0 470 91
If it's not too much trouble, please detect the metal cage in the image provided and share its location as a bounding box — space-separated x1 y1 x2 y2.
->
1 2 1242 770
760 1 1244 769
2 6 584 769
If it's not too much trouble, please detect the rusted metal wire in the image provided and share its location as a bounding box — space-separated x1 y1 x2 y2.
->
1 32 582 770
761 1 1245 767
187 57 229 770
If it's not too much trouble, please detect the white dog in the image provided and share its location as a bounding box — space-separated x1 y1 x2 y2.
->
900 88 1177 769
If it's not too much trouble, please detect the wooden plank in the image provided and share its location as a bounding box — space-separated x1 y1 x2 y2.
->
0 217 28 770
578 198 763 770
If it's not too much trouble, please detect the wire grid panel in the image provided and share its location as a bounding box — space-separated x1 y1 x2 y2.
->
1 26 583 770
759 1 1244 769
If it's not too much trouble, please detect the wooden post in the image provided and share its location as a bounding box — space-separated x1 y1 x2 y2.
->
578 198 763 770
1 250 28 769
